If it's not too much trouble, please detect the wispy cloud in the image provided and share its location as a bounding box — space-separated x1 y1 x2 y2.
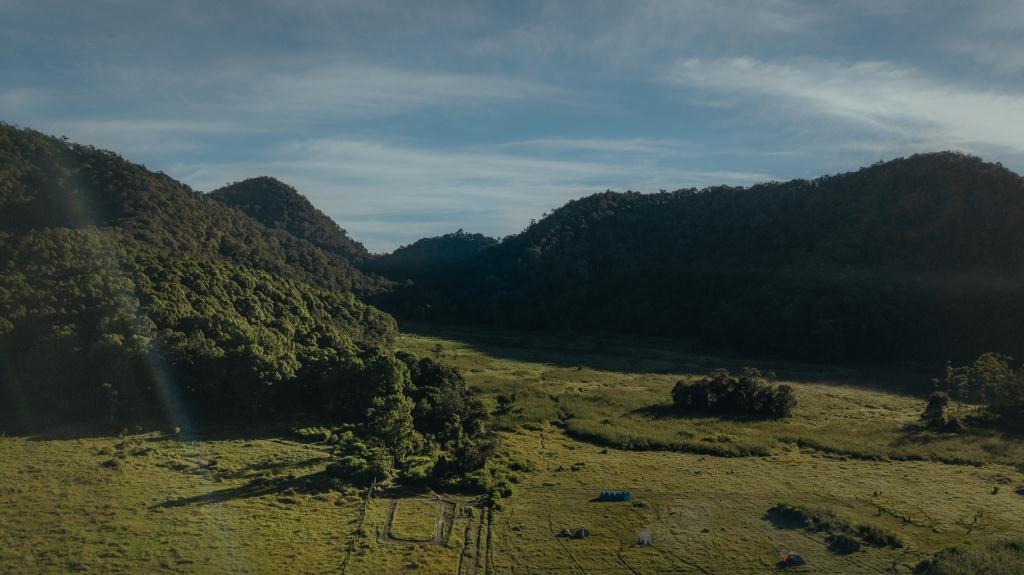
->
666 57 1024 152
5 1 1023 249
189 62 568 121
5 61 569 157
171 137 773 251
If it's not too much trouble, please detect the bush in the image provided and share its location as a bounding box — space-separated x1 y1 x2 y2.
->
921 391 952 429
915 540 1024 574
766 503 902 550
293 426 334 443
827 534 861 554
672 368 795 418
327 455 374 484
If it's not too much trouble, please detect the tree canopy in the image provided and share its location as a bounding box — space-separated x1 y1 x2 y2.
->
0 124 495 481
210 176 370 262
373 153 1024 363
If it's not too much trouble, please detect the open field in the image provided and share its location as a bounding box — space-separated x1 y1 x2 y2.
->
398 323 1024 466
1 324 1023 573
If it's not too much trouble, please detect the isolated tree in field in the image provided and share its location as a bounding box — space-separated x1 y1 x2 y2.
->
921 391 951 428
495 391 518 416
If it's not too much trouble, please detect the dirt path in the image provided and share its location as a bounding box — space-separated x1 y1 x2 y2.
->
457 505 487 575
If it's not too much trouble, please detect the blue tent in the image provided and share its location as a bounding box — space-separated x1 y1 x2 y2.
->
598 490 631 502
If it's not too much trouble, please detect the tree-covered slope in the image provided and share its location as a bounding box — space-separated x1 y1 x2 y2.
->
0 129 387 296
366 229 498 281
0 124 498 474
376 153 1024 362
209 176 370 262
0 124 401 429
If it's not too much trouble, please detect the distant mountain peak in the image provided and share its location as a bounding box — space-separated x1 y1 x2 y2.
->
209 177 369 260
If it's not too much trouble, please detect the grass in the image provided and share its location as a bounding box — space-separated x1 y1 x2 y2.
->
766 503 903 548
389 498 438 542
2 322 1024 573
398 322 1024 466
914 539 1024 575
0 433 366 573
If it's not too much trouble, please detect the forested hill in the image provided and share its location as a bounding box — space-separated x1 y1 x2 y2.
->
365 229 498 281
210 176 370 262
374 152 1024 363
0 125 400 431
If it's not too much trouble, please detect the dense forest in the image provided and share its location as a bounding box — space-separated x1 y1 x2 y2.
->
372 153 1024 363
365 229 498 280
0 124 492 482
210 176 370 262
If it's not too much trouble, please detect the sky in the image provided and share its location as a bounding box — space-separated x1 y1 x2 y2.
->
2 1 1024 252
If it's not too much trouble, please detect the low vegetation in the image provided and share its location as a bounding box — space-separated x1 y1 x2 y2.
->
399 324 1024 466
914 540 1024 575
766 503 902 550
389 498 438 542
3 327 1024 573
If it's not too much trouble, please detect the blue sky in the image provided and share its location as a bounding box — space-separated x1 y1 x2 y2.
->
3 1 1023 252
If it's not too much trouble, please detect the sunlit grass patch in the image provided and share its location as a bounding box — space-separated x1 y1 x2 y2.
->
390 498 438 542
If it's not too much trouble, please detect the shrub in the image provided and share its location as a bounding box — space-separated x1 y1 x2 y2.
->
672 368 795 418
766 503 902 550
921 392 952 429
293 426 333 443
915 539 1024 574
327 455 374 484
827 534 861 554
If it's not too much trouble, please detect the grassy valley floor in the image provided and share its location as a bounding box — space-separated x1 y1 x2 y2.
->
2 324 1023 573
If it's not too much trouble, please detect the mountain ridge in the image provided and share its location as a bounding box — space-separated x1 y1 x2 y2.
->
371 151 1024 362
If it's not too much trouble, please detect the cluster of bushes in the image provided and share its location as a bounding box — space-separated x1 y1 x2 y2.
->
922 353 1024 430
766 503 902 552
671 368 795 418
914 539 1024 574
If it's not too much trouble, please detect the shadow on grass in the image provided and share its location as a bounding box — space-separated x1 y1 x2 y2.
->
217 455 329 481
154 469 339 508
763 507 807 530
155 466 480 509
399 321 933 397
630 403 778 423
19 423 320 443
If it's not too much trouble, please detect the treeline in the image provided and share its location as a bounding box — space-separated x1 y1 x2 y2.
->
365 229 498 280
373 153 1024 363
0 124 495 481
921 353 1024 430
210 176 370 262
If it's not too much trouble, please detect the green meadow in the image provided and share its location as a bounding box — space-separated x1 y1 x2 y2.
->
2 324 1023 573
